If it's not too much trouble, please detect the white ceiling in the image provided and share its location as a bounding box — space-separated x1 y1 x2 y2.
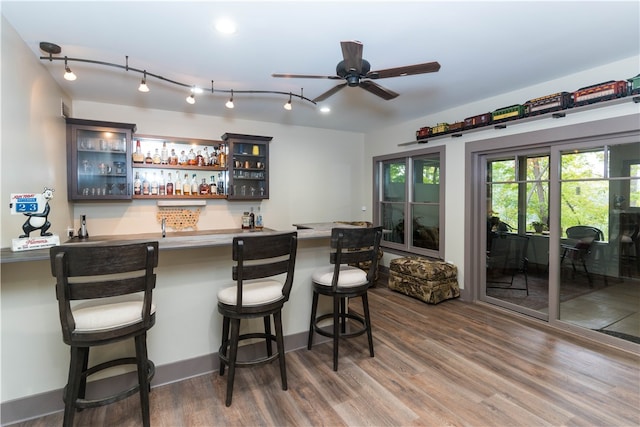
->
2 1 639 133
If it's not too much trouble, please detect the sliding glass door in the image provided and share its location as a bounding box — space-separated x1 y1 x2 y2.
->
478 138 639 345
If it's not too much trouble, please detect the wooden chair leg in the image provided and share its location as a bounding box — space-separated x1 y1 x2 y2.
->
264 316 273 357
225 318 241 407
220 316 230 376
307 291 319 350
332 296 340 371
273 311 287 390
340 297 347 334
135 333 151 427
63 346 86 427
78 349 89 402
362 292 374 358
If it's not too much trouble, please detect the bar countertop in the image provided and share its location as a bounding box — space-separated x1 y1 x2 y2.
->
1 223 348 264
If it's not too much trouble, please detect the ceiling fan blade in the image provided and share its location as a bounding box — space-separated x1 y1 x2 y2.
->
340 40 363 74
272 73 341 79
359 80 399 100
368 61 441 79
313 83 348 102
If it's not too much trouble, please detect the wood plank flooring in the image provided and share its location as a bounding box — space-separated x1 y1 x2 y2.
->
13 283 640 427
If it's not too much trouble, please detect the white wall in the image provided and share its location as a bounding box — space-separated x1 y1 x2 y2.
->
363 55 640 290
0 16 73 248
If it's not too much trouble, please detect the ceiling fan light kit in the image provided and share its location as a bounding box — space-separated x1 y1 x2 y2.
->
38 41 316 110
272 40 440 102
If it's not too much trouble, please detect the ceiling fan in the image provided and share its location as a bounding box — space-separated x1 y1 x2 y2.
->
272 40 440 102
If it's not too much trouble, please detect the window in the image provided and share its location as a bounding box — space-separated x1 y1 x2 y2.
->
487 153 550 234
373 146 444 258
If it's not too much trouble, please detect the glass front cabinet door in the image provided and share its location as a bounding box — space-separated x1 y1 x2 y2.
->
66 118 136 201
222 133 272 200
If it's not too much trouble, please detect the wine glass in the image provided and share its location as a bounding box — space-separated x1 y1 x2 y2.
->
117 183 127 195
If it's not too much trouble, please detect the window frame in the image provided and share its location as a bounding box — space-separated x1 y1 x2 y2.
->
373 145 445 259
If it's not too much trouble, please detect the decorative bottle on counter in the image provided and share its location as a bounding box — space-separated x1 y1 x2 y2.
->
241 212 251 230
255 206 264 230
166 172 174 196
249 207 255 229
132 140 144 163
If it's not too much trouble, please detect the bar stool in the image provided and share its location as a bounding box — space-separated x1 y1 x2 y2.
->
50 241 159 427
217 232 298 406
307 226 383 371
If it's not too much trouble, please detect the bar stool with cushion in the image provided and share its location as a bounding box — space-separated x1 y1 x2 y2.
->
217 231 298 406
50 241 159 427
307 226 383 371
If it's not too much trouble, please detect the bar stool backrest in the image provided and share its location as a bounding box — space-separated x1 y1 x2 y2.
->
329 226 383 290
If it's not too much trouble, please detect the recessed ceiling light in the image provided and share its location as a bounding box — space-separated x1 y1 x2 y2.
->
215 18 237 35
320 106 331 113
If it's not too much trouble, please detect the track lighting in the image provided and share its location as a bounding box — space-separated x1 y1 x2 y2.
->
284 92 292 110
138 70 149 92
39 42 317 110
225 90 234 109
63 57 76 81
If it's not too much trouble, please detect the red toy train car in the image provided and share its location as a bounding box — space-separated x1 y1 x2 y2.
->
572 80 628 107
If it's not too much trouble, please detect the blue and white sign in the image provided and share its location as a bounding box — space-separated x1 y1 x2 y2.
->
10 193 46 215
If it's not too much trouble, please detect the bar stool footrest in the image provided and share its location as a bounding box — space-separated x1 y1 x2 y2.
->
312 312 367 339
219 333 281 368
67 357 155 410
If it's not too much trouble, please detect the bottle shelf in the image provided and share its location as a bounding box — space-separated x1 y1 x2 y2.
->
132 163 227 171
133 194 227 200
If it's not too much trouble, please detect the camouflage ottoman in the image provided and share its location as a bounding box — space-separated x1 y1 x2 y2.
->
389 256 459 304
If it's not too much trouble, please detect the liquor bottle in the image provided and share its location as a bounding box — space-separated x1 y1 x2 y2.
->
187 149 197 166
191 174 198 195
179 150 187 165
218 173 225 195
209 175 217 195
133 171 142 195
199 178 210 195
202 147 210 166
249 207 255 229
182 173 191 196
175 173 182 196
218 144 227 167
166 172 174 196
152 148 161 164
241 211 251 230
159 170 166 196
145 151 153 164
132 140 144 163
197 150 204 166
142 172 150 196
255 206 264 230
150 172 159 195
169 148 178 165
161 142 169 164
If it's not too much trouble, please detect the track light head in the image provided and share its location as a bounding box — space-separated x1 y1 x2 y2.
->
63 57 76 81
138 71 149 92
226 90 234 109
186 93 195 104
284 92 292 110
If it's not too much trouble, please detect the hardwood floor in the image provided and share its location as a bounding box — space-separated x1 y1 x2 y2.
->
14 283 640 427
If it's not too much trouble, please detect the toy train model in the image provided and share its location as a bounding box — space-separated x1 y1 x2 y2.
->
416 74 640 140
